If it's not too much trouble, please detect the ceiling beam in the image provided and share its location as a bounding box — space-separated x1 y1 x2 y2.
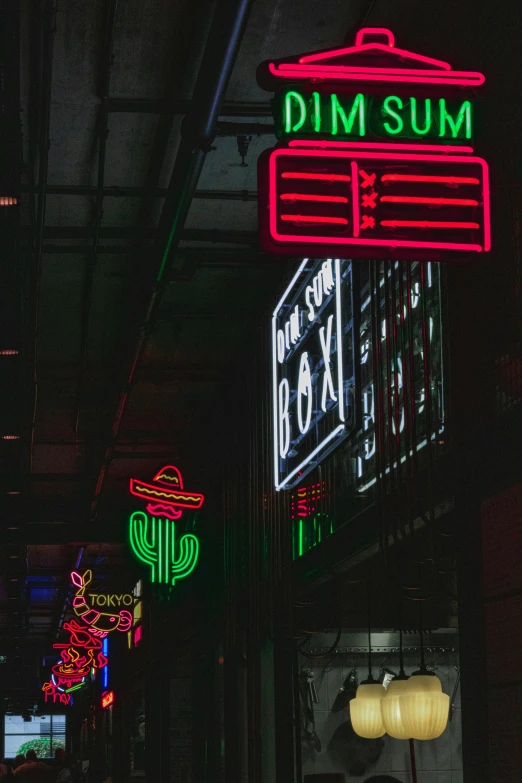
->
17 523 126 544
21 185 258 201
106 98 270 117
22 227 258 243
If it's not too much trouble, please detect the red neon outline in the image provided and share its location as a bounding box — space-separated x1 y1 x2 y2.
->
267 148 490 252
268 62 485 87
381 173 479 184
380 196 479 206
101 690 114 709
355 27 395 47
381 220 480 229
281 171 351 181
280 193 348 203
298 41 450 69
288 140 475 154
129 478 204 510
283 64 466 76
281 214 348 225
351 161 359 237
284 65 468 76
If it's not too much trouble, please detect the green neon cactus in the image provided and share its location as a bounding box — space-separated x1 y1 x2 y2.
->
129 511 199 585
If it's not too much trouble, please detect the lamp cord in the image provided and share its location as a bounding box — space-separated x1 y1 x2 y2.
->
419 600 426 672
367 582 372 679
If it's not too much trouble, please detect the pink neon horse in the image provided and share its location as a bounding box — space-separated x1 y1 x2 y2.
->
71 570 132 638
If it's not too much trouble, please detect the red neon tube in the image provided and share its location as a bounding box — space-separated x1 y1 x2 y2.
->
351 161 359 237
288 140 475 154
380 196 479 206
281 214 348 225
381 174 479 184
281 171 351 182
380 220 480 229
298 41 450 69
280 193 348 203
268 62 484 87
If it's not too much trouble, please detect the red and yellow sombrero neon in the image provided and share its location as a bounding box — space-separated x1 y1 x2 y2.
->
130 465 205 520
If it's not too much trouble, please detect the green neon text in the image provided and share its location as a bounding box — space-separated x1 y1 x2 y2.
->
439 99 472 139
277 92 473 140
284 91 307 133
382 96 404 135
331 93 365 136
410 97 432 135
129 511 199 585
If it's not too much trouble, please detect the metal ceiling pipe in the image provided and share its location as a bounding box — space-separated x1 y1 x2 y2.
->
154 0 256 283
90 0 255 518
106 97 270 117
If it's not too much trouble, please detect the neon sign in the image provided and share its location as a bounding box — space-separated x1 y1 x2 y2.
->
257 27 490 261
51 648 94 688
128 465 204 585
71 571 133 637
276 92 472 140
42 682 71 706
273 258 351 490
101 690 114 709
272 258 443 490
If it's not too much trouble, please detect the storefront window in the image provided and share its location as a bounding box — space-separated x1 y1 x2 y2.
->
4 715 66 758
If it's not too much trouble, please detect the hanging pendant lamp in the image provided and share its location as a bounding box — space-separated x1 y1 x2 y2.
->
350 674 386 738
400 671 449 740
399 620 449 740
381 629 410 739
349 586 385 739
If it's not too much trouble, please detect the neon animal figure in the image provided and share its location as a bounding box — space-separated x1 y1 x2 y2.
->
57 619 103 649
71 570 132 637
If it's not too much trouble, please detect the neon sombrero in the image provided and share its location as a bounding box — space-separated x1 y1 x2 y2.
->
130 465 205 520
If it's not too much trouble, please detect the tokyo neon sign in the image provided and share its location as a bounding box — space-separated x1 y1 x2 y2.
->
128 465 204 586
257 27 490 261
71 571 133 637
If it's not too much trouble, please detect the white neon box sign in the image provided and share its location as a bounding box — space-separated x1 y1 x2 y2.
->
272 258 353 491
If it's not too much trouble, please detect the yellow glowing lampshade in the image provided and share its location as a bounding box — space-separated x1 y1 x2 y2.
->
399 673 450 740
381 676 411 739
349 681 386 738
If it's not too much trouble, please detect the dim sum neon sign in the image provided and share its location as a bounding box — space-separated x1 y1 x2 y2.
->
257 27 490 261
128 465 204 586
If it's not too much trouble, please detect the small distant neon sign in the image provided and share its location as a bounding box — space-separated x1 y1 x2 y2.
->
42 682 71 706
128 465 204 585
101 690 114 709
